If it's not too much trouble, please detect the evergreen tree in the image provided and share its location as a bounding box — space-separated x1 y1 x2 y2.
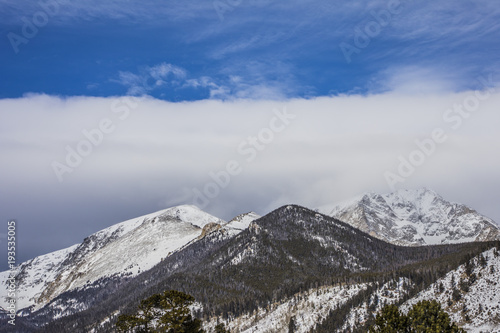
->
288 315 297 333
214 323 230 333
452 288 462 302
479 254 488 268
116 290 204 333
407 300 465 332
368 300 465 332
458 278 469 292
464 259 474 276
369 304 407 332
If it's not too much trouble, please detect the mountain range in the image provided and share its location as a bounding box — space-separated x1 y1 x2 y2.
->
1 188 499 332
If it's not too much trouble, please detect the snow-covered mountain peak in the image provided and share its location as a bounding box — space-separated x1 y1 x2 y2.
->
317 188 500 246
225 212 261 230
159 205 225 228
384 187 442 208
0 204 226 313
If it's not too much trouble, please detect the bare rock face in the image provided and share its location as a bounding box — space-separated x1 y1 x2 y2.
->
198 222 222 239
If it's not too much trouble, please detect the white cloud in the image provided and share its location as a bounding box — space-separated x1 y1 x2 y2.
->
149 63 186 81
113 62 295 100
368 65 464 94
115 63 190 95
183 76 220 91
1 90 500 218
2 89 500 265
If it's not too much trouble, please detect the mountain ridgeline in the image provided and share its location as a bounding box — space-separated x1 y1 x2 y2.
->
5 204 498 332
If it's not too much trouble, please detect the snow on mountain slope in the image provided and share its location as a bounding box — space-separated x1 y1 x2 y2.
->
342 278 414 331
203 278 413 333
0 244 79 311
317 188 500 246
401 247 500 333
204 283 370 333
0 205 225 313
224 212 261 230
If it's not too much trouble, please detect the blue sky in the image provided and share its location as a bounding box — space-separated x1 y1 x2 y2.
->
1 0 500 269
2 0 499 99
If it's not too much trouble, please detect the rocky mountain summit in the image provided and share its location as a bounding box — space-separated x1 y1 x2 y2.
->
317 188 500 246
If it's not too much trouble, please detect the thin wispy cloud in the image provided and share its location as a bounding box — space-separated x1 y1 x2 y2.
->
0 0 215 25
113 61 297 100
114 63 188 96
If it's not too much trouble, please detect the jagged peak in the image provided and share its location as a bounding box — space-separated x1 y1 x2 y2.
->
336 188 445 210
317 188 452 216
316 188 499 246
